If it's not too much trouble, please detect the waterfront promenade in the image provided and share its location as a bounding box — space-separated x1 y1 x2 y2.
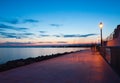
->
0 49 120 83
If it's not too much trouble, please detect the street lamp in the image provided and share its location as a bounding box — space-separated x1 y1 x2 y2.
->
99 22 103 46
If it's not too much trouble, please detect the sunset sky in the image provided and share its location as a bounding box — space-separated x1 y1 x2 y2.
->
0 0 120 46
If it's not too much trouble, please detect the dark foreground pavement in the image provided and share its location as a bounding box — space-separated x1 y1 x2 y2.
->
0 49 120 83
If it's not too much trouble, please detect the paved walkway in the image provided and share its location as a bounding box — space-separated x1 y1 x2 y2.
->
0 49 120 83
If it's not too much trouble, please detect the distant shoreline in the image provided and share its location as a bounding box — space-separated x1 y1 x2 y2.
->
0 50 82 72
0 45 92 48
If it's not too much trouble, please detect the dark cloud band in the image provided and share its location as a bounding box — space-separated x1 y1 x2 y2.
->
50 24 62 27
0 32 34 39
0 24 28 31
63 34 97 38
0 17 39 24
39 31 46 33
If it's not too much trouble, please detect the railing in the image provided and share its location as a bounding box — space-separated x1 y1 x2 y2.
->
106 25 120 42
106 31 114 41
97 46 120 75
98 25 120 75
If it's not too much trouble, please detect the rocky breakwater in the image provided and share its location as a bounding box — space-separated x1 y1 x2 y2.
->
0 50 80 72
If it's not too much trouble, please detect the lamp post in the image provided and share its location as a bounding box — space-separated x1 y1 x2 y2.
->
99 22 103 46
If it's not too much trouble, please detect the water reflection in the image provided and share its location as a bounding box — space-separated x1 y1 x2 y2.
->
0 47 86 64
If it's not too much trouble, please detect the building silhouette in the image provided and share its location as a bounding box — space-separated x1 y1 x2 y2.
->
106 25 120 46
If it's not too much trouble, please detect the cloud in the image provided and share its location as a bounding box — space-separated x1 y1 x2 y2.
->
38 33 97 38
0 24 28 31
0 32 34 39
40 34 50 37
0 42 34 46
0 17 20 24
63 34 78 37
38 41 67 44
2 19 19 24
38 42 53 43
63 33 97 38
80 34 97 37
4 42 33 44
0 17 39 24
53 35 61 37
23 33 34 35
39 34 62 38
0 28 5 31
39 31 47 33
56 41 67 43
50 24 62 27
23 19 39 23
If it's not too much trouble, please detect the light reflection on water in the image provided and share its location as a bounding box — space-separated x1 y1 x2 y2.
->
0 47 87 64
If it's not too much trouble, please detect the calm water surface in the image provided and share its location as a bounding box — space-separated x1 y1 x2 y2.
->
0 47 87 64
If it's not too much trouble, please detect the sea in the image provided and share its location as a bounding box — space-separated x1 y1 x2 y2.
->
0 47 88 64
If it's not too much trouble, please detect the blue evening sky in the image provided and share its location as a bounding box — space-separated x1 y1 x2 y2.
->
0 0 120 46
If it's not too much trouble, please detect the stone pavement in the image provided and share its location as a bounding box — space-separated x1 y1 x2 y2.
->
0 49 120 83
